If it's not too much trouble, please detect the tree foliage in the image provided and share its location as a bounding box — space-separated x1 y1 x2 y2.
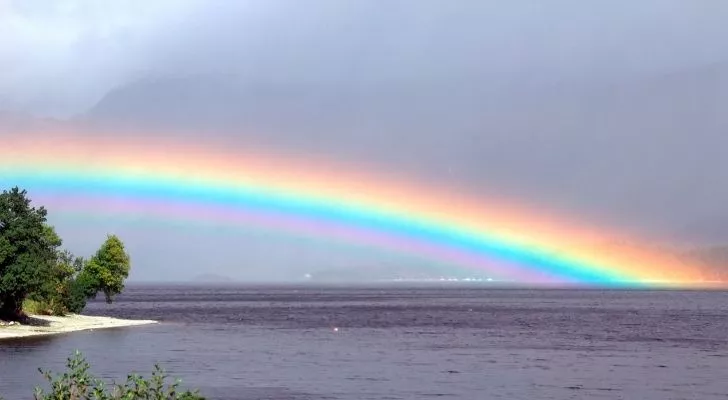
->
26 225 84 315
0 187 57 320
0 187 131 319
31 233 132 315
85 235 131 304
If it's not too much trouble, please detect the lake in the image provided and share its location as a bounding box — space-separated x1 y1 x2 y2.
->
1 285 727 399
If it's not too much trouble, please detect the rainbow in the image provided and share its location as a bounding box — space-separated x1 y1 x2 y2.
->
0 127 710 286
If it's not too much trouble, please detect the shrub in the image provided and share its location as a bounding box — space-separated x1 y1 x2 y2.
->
64 272 98 314
22 298 54 316
33 351 204 400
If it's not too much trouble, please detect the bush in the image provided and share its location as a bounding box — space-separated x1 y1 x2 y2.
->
32 351 204 400
22 298 56 316
64 273 98 315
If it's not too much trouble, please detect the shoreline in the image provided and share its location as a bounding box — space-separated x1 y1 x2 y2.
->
0 314 157 341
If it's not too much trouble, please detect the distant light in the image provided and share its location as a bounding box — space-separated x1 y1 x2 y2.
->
333 327 339 332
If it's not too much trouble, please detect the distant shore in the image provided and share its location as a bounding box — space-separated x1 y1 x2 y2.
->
0 314 157 341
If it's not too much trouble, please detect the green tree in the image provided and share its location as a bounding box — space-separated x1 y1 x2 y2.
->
85 235 131 303
0 187 57 320
1 188 132 318
64 266 98 314
27 231 132 315
25 225 80 315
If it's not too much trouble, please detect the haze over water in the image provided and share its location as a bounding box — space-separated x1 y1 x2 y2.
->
1 285 727 399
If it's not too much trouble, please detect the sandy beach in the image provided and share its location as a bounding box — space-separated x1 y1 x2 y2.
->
0 314 157 340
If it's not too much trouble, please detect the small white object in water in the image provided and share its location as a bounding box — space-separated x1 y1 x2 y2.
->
333 327 339 332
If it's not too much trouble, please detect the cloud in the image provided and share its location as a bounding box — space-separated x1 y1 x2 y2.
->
0 0 200 116
3 0 728 116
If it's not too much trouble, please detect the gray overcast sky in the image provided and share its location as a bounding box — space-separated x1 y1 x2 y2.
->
2 0 728 281
2 1 727 116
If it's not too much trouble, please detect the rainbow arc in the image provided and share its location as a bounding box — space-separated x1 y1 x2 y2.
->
0 131 708 286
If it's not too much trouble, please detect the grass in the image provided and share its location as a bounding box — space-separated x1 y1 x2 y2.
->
22 299 52 315
22 298 66 316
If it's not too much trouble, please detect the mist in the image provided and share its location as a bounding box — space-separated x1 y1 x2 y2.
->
2 1 728 281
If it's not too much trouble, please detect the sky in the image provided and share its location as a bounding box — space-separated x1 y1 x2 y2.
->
2 1 727 116
1 0 728 281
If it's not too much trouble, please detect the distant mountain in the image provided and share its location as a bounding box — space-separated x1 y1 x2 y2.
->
80 75 454 133
305 263 492 283
683 245 728 264
680 245 728 280
0 112 64 132
81 63 728 130
675 217 728 245
192 273 237 283
63 63 728 245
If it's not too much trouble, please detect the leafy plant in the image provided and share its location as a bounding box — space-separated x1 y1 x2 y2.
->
0 187 57 320
84 235 131 304
1 187 132 318
33 351 204 400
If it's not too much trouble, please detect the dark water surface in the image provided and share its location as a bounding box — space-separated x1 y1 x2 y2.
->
1 285 727 399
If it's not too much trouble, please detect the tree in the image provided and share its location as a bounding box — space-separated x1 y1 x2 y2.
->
24 225 93 315
85 234 131 303
0 187 57 320
64 265 98 313
0 188 132 318
24 231 132 315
